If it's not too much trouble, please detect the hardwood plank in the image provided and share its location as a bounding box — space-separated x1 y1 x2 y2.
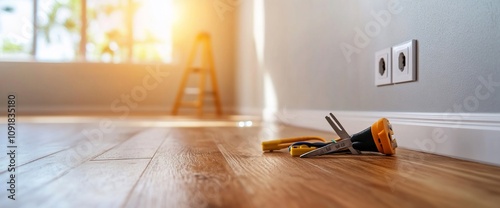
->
123 128 253 208
0 122 144 167
212 126 357 207
93 128 168 160
0 129 134 204
1 118 500 208
13 159 149 208
0 123 83 166
211 125 500 208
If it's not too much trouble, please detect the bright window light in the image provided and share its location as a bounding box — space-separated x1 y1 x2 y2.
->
36 0 81 62
132 0 173 63
0 0 34 60
0 0 174 63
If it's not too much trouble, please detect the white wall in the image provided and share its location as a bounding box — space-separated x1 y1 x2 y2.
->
0 0 237 115
237 0 500 113
236 0 500 165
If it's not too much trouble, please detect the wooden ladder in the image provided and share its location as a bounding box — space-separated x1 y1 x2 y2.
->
172 33 222 116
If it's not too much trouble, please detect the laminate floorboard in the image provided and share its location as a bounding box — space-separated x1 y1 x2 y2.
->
93 128 168 160
124 128 253 208
0 117 499 208
0 124 83 166
0 129 133 205
19 159 149 208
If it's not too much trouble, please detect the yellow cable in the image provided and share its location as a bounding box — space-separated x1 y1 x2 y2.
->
262 136 339 151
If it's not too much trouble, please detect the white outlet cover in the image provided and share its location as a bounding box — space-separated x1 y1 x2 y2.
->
375 48 392 86
392 40 417 83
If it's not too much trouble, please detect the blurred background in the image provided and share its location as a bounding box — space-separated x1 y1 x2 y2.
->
0 0 237 116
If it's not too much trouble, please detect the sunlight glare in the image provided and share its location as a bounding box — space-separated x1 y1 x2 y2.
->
133 0 174 62
253 0 278 121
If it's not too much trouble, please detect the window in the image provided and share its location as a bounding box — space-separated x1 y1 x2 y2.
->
131 0 173 63
86 0 128 62
36 0 81 61
0 0 34 60
0 0 173 63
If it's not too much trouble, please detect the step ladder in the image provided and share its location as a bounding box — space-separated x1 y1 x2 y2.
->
172 33 222 116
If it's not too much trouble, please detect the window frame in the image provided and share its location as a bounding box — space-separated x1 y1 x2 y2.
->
2 0 170 63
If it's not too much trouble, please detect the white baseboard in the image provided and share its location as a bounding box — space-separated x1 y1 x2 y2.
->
277 109 500 166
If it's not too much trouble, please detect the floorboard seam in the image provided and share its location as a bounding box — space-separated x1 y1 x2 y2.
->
119 130 170 208
24 133 137 195
90 131 142 160
0 148 70 175
214 141 258 207
91 158 152 161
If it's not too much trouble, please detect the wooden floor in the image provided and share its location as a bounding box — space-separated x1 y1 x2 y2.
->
1 116 500 208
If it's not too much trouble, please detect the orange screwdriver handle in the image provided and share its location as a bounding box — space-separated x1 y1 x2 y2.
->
371 118 397 155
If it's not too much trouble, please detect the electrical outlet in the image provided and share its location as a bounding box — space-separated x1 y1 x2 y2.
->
375 48 392 86
392 40 417 83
